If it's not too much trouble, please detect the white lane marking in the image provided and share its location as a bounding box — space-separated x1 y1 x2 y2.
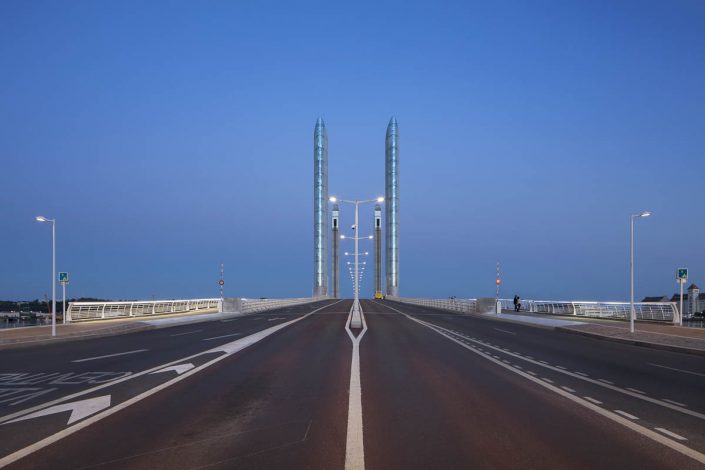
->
345 302 368 470
539 360 549 365
267 317 286 322
648 363 705 378
541 378 554 384
663 399 686 407
626 388 646 395
514 365 523 370
614 410 639 420
170 329 203 337
598 379 614 385
574 372 589 377
526 371 537 376
555 365 567 370
494 328 517 335
150 363 195 375
4 396 111 426
72 349 148 363
560 386 575 393
203 333 241 341
584 397 602 405
655 428 687 441
377 303 705 465
0 300 345 468
221 319 238 323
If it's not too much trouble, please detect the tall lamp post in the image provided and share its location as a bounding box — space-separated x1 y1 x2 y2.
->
330 196 383 309
630 211 652 334
36 216 57 337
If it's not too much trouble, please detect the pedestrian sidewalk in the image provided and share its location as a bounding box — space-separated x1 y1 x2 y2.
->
0 311 239 349
496 311 705 356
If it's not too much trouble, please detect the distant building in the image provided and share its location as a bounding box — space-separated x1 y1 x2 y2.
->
644 284 704 317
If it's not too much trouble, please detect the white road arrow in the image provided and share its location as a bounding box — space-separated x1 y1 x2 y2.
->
5 395 111 426
150 363 195 375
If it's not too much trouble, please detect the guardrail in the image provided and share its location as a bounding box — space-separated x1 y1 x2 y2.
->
240 297 324 314
385 296 477 314
68 296 329 322
501 298 678 323
68 299 222 321
386 296 678 324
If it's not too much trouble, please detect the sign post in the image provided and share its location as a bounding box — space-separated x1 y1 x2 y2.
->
59 272 69 324
677 268 688 326
495 261 501 314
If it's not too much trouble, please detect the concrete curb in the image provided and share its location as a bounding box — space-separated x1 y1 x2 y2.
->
556 326 705 358
0 323 156 350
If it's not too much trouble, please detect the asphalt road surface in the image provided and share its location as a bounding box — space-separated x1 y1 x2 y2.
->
1 299 704 469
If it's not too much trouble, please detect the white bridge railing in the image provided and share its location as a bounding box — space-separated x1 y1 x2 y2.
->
68 299 222 321
385 296 477 314
498 298 678 323
68 296 328 322
387 296 678 324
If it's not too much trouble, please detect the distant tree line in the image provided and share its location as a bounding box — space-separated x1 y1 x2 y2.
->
0 298 106 312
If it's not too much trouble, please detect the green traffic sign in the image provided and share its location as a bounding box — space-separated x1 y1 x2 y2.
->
677 268 688 281
59 272 69 283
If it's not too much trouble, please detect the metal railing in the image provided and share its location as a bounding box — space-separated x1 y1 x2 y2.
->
386 296 678 324
385 296 477 314
240 297 322 314
67 296 329 322
67 299 222 321
501 298 677 322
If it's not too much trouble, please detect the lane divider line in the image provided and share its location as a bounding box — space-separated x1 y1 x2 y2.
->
344 302 368 470
72 349 148 363
169 330 203 337
374 301 705 465
203 333 242 341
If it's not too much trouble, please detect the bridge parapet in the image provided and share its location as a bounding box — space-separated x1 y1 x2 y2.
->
68 296 328 322
386 296 679 324
497 298 678 323
385 296 477 314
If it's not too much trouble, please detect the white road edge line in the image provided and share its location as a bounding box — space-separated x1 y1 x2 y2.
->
345 305 367 470
0 300 344 468
648 363 705 378
71 349 148 363
584 397 602 405
376 302 705 465
663 399 687 407
345 301 368 470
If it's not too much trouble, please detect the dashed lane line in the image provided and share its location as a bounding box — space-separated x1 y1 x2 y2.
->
493 328 517 335
561 386 576 393
656 428 688 441
614 410 639 420
72 350 148 363
203 333 242 341
663 399 687 407
170 330 203 337
584 397 602 405
648 363 705 378
626 388 646 395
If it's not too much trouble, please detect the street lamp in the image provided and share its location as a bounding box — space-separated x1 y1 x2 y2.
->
330 196 383 305
630 211 652 334
36 215 57 337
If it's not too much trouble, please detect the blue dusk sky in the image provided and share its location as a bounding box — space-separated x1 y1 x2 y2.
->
1 1 704 301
